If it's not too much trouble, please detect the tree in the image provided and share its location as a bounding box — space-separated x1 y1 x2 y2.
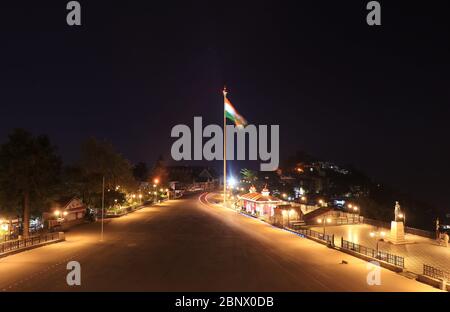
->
0 129 61 237
240 168 257 183
78 138 137 207
133 162 149 182
150 155 168 185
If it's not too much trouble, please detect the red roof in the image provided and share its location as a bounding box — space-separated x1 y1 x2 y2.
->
240 192 281 203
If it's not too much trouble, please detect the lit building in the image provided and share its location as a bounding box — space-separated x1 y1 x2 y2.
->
239 186 282 220
43 197 86 230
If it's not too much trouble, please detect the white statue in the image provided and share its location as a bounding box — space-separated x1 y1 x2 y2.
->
394 201 401 222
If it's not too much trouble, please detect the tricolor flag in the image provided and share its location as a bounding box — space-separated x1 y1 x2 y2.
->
223 88 247 127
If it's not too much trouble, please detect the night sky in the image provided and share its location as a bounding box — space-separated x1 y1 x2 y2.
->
0 1 449 207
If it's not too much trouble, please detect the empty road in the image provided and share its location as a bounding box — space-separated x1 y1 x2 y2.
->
0 193 438 291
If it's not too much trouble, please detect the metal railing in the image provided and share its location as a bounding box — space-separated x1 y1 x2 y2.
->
2 233 18 242
341 238 404 268
0 232 61 254
423 264 450 281
293 228 334 245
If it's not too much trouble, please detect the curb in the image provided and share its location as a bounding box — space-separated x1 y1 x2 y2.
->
417 274 450 291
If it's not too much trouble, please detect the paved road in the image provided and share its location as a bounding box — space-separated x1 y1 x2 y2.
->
0 193 438 291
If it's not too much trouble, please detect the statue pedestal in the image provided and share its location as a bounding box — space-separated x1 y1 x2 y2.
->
389 221 407 244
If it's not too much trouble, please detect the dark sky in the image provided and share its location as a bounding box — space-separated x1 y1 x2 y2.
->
0 1 449 207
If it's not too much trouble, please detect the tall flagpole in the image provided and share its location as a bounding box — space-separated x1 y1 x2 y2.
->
223 87 227 206
101 175 105 242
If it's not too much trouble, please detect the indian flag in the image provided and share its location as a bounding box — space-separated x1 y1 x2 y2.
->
224 89 247 127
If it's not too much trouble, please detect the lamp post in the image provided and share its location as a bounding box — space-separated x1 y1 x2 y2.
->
101 176 105 242
370 230 386 257
353 205 359 222
398 212 406 227
317 216 332 235
153 178 159 204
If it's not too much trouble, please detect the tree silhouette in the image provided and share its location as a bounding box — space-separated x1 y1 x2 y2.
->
0 129 61 237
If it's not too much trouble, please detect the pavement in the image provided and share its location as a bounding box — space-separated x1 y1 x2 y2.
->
0 192 439 291
311 224 450 275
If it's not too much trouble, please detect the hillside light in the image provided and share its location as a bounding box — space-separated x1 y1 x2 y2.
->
282 193 287 198
154 178 159 184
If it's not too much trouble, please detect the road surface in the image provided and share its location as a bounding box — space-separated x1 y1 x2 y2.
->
0 193 438 291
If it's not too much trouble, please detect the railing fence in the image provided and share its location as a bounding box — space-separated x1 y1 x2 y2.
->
423 264 450 281
292 228 334 245
0 232 61 254
341 238 404 268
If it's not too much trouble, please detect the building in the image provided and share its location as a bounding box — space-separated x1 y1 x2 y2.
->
167 166 218 191
43 197 87 229
273 204 304 228
239 186 283 221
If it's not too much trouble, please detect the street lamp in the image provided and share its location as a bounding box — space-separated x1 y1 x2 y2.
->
153 180 159 203
317 217 332 235
165 188 170 200
352 205 360 223
370 231 386 256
